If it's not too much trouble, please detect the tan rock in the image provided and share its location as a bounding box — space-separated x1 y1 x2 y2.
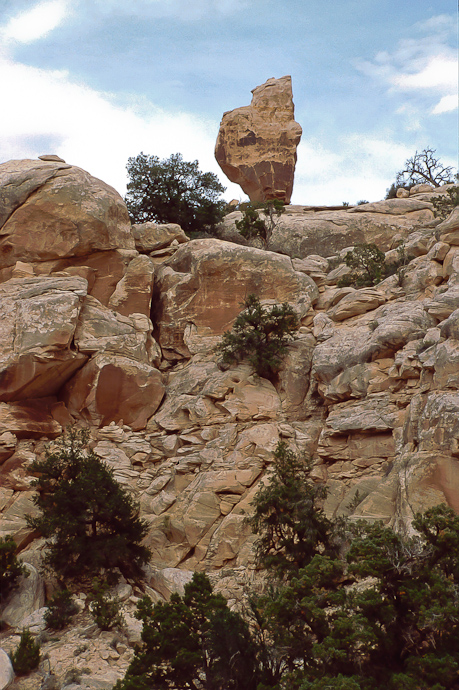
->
278 335 316 417
347 198 433 215
312 301 435 386
1 563 45 627
442 247 459 279
147 567 193 599
0 275 88 401
426 241 450 262
425 285 459 319
0 490 41 545
410 183 434 194
0 432 17 464
327 288 386 322
0 160 134 269
0 649 14 690
215 76 302 203
63 353 164 430
132 222 189 252
155 238 318 359
431 339 459 388
396 188 410 198
268 204 434 258
438 207 459 244
108 254 155 317
205 514 252 566
0 399 62 439
0 158 71 228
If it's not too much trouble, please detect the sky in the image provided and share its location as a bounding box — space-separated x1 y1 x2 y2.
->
0 0 457 205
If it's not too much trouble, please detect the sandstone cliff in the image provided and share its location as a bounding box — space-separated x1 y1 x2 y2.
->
1 157 458 688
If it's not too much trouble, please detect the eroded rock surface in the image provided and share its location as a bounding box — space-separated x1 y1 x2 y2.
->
215 76 302 203
2 160 459 689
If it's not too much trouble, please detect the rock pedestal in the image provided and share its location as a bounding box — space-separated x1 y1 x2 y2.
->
215 76 302 203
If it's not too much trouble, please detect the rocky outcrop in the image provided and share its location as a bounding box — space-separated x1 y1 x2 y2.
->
1 158 459 689
215 76 302 203
219 194 439 258
153 238 318 359
0 159 134 269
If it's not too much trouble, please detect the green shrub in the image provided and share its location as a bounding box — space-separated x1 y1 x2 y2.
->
44 589 79 630
10 629 40 675
431 185 459 220
248 441 337 578
89 579 124 630
0 535 27 603
27 427 150 584
337 243 386 288
217 294 299 381
235 199 284 245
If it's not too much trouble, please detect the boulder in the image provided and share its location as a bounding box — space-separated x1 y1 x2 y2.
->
327 288 386 322
312 301 435 386
108 254 155 317
1 563 45 628
0 275 88 401
0 399 62 439
154 238 318 359
268 204 435 258
215 76 302 203
0 649 13 690
0 160 134 269
132 222 189 252
63 353 164 430
74 296 159 365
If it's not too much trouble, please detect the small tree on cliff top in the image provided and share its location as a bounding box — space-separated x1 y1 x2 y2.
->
125 152 226 234
27 427 150 584
395 147 456 188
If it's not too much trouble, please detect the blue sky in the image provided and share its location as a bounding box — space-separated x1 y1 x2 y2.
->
0 0 457 204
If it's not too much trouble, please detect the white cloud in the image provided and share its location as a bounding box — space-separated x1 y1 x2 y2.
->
292 135 415 205
392 54 457 92
355 15 458 116
432 95 458 115
2 0 70 43
0 53 242 200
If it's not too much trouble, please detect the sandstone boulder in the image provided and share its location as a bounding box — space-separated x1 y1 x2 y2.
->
0 399 62 439
0 160 134 269
74 296 159 365
132 222 189 252
0 275 88 401
1 563 45 628
108 254 155 317
154 238 318 359
312 301 435 387
268 203 435 258
0 650 13 690
215 76 302 203
63 353 164 430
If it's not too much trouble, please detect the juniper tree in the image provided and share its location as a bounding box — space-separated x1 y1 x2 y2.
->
27 427 150 584
217 294 299 381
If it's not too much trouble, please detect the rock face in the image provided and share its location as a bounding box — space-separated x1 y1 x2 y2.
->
1 159 459 688
219 196 437 258
215 76 302 203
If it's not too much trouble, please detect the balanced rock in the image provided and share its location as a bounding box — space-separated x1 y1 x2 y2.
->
215 76 302 203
